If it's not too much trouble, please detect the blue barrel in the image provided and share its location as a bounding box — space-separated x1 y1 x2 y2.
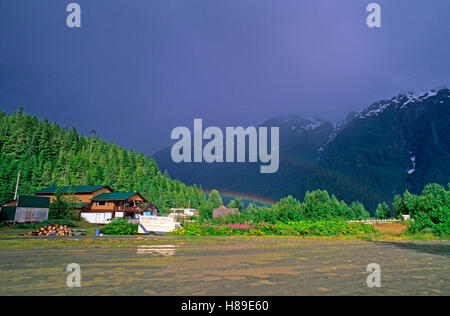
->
95 229 101 236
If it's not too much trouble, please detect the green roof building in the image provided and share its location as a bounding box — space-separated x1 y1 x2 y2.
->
1 195 50 223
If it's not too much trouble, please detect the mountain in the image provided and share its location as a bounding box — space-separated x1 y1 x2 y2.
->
154 116 334 200
153 88 450 212
316 88 450 210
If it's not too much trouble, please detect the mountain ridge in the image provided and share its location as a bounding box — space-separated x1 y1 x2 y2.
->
153 88 450 212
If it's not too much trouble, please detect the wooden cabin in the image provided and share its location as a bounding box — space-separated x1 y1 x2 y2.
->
34 185 113 203
34 185 157 224
80 192 156 224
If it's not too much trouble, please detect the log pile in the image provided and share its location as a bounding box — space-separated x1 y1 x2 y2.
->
25 224 72 237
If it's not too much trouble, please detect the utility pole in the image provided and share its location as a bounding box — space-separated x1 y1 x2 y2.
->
14 170 21 200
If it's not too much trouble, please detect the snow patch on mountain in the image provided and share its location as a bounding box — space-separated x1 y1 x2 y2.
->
318 88 448 157
357 88 448 119
284 117 325 133
302 121 323 131
400 90 438 109
358 101 391 118
407 153 416 175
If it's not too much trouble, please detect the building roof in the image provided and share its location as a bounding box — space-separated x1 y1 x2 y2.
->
2 195 50 208
34 185 111 194
212 207 239 218
91 192 148 202
213 207 239 212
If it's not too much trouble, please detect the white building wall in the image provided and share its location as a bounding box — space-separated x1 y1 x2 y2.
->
80 212 113 224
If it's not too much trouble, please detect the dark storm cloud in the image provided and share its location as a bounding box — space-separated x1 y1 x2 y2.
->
0 0 449 154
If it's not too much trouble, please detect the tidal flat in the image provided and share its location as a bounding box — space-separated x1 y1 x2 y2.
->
0 238 448 295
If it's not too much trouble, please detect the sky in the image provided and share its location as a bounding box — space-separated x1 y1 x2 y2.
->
0 0 449 155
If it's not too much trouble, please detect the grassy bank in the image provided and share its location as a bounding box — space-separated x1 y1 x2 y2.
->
0 220 447 250
168 221 377 237
0 221 101 236
0 225 447 250
0 233 447 250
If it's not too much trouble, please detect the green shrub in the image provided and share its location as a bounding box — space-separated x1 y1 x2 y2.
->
169 220 377 237
271 195 303 222
193 184 447 235
213 191 371 224
393 190 418 218
301 190 340 220
393 183 449 236
227 198 244 210
349 201 371 220
376 202 390 219
48 190 78 221
101 218 138 235
407 184 450 236
198 202 214 220
208 189 223 208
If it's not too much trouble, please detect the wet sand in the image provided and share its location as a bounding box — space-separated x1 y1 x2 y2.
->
0 238 448 295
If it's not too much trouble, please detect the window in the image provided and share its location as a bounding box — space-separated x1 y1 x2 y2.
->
99 201 106 206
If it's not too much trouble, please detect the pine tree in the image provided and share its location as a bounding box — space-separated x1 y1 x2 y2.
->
376 202 391 219
208 189 223 208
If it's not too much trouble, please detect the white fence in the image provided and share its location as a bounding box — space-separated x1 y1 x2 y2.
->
346 219 401 224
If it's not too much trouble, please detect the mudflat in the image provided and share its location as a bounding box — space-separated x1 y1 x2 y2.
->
0 238 448 295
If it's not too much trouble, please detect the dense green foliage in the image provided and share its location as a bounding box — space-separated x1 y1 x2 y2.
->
101 218 138 235
376 202 391 219
169 221 377 237
198 202 214 219
208 190 370 224
393 190 419 218
208 189 223 208
0 109 207 211
227 198 244 210
394 183 449 236
48 190 77 221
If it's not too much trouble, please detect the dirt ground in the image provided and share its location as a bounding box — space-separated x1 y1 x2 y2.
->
0 237 448 296
373 223 406 236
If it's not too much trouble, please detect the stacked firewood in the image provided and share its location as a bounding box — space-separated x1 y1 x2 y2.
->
25 224 72 237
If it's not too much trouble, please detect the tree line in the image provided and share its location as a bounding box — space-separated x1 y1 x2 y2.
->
0 108 206 211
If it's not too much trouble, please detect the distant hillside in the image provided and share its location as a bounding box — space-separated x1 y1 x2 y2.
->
154 88 450 212
0 109 207 210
